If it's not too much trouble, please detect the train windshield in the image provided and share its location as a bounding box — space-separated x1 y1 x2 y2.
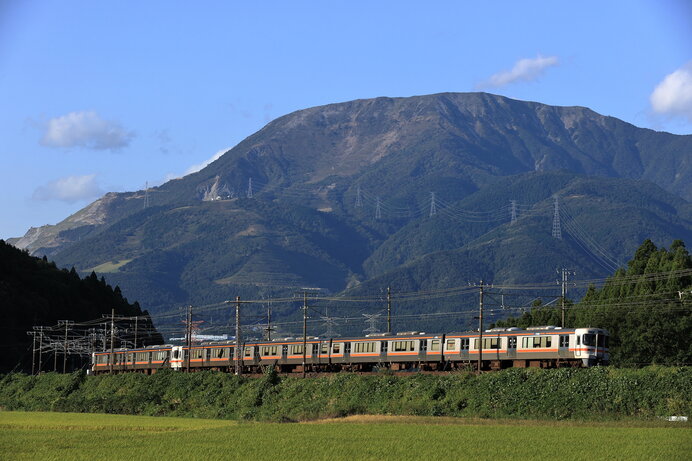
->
582 334 596 346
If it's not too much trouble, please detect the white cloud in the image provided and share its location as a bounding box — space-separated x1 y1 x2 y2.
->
184 148 231 175
33 174 103 203
650 63 692 122
40 111 134 150
478 55 559 89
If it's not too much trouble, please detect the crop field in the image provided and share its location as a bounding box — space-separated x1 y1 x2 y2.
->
0 411 689 461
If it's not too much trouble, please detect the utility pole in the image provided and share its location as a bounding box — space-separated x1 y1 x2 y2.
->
302 292 308 378
559 269 575 328
134 316 139 349
235 297 242 376
478 280 484 372
247 178 253 198
60 320 73 373
510 200 517 225
429 192 437 217
355 185 362 207
186 305 192 373
109 308 115 373
264 306 273 341
375 197 382 220
36 327 43 374
387 286 392 334
28 331 36 375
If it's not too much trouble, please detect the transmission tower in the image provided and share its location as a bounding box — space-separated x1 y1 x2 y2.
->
143 181 150 209
363 314 381 335
355 185 362 207
321 307 339 338
375 197 382 220
510 200 517 225
429 192 437 217
552 194 562 239
247 178 253 198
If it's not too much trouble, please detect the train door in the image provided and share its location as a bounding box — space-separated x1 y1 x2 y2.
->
507 336 517 359
171 346 183 370
558 334 569 358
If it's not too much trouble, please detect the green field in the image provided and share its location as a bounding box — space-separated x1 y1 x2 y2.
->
0 412 689 461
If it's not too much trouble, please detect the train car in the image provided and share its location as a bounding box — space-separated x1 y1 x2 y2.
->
90 326 609 374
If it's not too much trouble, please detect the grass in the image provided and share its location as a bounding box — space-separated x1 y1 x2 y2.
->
0 411 689 461
88 259 132 273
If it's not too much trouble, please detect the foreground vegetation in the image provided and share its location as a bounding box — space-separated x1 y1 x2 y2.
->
1 366 689 422
0 411 688 461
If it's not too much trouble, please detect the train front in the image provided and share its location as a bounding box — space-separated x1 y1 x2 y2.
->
573 328 609 366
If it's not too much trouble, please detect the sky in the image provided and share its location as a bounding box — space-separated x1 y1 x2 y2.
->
0 1 691 239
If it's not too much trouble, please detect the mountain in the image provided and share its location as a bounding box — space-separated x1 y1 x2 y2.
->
9 93 692 332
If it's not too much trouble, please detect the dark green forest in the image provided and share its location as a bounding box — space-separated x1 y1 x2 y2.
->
0 240 162 373
495 240 692 366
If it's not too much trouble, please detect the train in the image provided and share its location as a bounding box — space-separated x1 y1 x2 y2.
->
91 326 609 374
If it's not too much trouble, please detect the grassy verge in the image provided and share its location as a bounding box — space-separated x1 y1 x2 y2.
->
0 411 689 461
1 366 690 421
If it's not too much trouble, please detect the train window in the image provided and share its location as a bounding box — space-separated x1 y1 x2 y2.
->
193 349 204 359
393 341 415 352
292 344 304 355
344 343 351 354
312 344 319 355
332 343 341 354
576 336 581 346
446 339 456 350
583 334 596 347
173 350 180 359
262 346 279 356
381 341 388 353
559 336 569 348
354 342 376 353
528 336 552 348
244 346 253 357
461 338 469 350
321 343 329 354
430 340 440 351
206 349 211 360
507 337 517 349
475 338 500 350
420 340 427 352
215 348 225 359
282 345 288 355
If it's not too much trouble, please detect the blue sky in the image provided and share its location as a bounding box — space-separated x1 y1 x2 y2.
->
1 1 690 239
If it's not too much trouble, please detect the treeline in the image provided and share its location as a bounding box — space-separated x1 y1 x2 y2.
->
494 239 692 366
0 240 162 373
0 366 689 421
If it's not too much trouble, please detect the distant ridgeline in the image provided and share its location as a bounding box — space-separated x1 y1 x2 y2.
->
494 240 692 367
0 240 162 373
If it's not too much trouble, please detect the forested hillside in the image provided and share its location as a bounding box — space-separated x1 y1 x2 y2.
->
495 240 692 366
0 240 161 373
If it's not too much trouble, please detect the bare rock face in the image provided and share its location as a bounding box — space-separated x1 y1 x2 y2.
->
10 192 123 256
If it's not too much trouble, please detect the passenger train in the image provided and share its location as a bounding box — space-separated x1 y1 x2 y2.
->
91 326 609 374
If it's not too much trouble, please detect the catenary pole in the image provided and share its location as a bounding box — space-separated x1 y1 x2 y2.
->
478 281 484 372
